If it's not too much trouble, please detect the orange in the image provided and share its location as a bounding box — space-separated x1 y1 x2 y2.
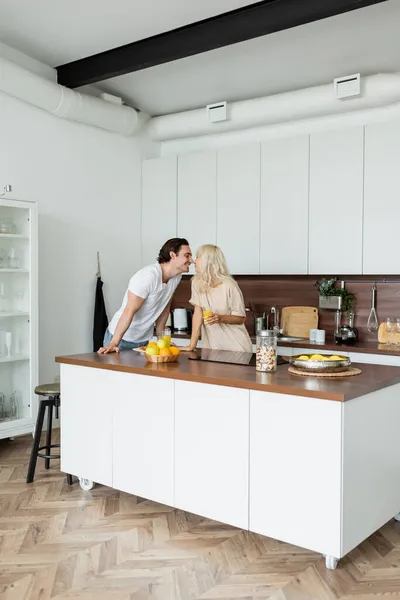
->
169 346 180 356
148 341 157 347
159 348 172 357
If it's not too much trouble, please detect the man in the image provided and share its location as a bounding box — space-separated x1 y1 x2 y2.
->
98 238 193 354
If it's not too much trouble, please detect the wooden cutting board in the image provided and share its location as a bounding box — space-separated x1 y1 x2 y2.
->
378 322 400 344
281 306 319 338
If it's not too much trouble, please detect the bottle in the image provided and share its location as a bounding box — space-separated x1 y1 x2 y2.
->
256 330 277 372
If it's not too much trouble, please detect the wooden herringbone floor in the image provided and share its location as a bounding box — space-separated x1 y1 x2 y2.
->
1 434 400 599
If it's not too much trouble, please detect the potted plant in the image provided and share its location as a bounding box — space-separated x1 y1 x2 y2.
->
315 278 355 313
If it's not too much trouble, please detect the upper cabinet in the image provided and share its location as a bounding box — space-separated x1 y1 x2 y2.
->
260 136 309 274
363 121 400 274
217 144 261 274
177 151 217 268
141 156 177 266
308 127 364 274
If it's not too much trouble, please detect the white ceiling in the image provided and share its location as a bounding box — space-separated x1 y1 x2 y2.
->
1 0 399 116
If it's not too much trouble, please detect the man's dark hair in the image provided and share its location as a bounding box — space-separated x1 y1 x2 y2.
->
157 238 189 264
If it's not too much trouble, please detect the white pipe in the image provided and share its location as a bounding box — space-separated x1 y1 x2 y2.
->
148 73 400 141
0 56 148 136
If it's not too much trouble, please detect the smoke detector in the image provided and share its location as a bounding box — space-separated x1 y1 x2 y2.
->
334 74 361 100
206 101 227 123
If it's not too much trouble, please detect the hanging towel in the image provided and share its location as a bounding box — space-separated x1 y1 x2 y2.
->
93 276 108 351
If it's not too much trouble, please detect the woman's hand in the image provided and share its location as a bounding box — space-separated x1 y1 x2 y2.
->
204 312 221 325
97 343 119 354
179 346 196 352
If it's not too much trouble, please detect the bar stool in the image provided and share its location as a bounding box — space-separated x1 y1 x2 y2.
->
26 383 73 485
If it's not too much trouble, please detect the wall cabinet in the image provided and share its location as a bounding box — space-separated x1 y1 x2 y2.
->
363 121 400 274
141 156 177 266
216 144 260 274
177 151 217 267
308 127 364 274
174 380 249 529
260 136 309 274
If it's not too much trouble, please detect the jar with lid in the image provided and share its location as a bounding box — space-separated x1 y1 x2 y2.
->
256 330 277 372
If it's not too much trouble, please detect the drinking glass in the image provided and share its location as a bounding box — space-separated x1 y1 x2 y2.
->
0 393 5 422
10 391 20 420
8 248 19 269
162 327 171 347
4 331 12 357
385 317 395 345
395 318 400 346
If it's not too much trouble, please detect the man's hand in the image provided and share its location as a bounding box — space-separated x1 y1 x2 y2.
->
97 343 119 354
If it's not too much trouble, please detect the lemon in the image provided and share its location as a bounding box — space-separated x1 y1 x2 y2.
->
298 355 310 360
157 339 168 349
145 346 159 356
329 355 342 361
310 354 324 360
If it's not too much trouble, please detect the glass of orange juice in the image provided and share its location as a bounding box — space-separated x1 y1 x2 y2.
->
162 327 171 347
203 310 213 324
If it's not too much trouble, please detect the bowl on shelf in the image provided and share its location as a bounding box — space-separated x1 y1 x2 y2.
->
289 353 351 373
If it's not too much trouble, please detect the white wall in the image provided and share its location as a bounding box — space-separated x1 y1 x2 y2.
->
0 90 159 383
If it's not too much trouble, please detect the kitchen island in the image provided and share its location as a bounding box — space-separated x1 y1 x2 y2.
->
56 350 400 570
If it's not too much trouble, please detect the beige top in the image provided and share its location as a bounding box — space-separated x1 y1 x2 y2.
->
190 278 253 353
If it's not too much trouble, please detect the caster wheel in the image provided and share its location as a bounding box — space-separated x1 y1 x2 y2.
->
79 478 94 491
395 513 400 522
325 555 338 570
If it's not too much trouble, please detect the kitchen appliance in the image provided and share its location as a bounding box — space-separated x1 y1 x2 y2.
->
172 308 191 332
334 311 358 346
189 348 287 368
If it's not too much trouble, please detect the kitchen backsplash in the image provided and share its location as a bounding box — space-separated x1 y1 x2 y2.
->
171 275 400 342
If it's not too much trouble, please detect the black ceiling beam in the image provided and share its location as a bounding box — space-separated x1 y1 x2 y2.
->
57 0 388 89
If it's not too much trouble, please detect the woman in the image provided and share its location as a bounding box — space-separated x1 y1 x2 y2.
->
181 244 252 353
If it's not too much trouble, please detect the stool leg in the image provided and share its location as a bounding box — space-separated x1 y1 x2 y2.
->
27 401 46 483
45 400 53 470
66 474 73 486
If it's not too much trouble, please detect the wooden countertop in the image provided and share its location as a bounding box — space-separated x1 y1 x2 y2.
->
55 351 400 402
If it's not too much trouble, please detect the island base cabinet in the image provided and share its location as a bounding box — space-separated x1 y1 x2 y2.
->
249 391 342 558
60 364 113 488
113 374 174 507
341 385 400 556
175 381 249 530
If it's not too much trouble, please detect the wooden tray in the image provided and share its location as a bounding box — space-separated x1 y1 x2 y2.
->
288 366 361 378
281 306 319 338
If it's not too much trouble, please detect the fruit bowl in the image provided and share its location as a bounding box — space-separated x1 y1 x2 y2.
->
144 353 179 363
289 353 351 373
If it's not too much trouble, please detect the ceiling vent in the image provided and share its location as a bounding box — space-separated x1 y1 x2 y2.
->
207 101 227 123
334 74 361 100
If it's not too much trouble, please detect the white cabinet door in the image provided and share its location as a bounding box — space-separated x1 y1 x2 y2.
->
309 127 364 274
217 144 260 274
60 364 113 487
142 156 177 265
113 373 175 507
260 136 309 274
177 151 217 270
250 390 342 557
175 381 249 529
363 121 400 274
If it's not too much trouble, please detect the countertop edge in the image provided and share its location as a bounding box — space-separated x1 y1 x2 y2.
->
56 355 366 402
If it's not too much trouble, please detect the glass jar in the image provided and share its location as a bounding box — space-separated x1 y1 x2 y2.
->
256 330 277 372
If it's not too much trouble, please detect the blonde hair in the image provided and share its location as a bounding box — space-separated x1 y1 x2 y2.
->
193 244 235 292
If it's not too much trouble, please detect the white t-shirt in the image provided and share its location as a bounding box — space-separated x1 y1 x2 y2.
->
108 263 181 342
